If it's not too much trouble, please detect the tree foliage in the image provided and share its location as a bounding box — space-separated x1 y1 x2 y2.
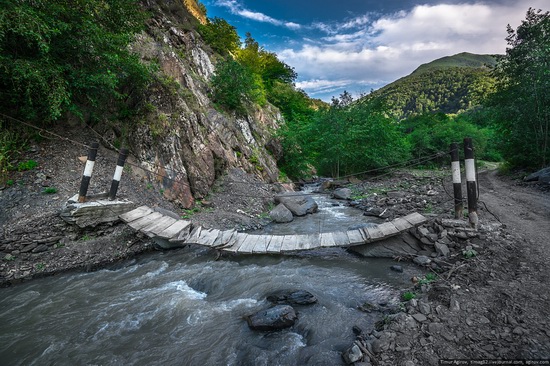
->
490 8 550 169
198 17 240 56
210 58 259 114
0 0 151 124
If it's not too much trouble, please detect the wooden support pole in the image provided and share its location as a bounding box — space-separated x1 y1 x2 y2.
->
78 142 99 203
450 142 463 219
463 138 478 227
109 148 128 201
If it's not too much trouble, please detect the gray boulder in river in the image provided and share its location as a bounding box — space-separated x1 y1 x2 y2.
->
269 203 294 223
245 305 298 331
274 192 318 216
266 290 318 305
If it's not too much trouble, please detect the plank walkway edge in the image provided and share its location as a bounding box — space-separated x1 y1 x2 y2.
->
119 206 428 253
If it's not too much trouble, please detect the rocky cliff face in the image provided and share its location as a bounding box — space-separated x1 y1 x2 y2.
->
127 1 281 208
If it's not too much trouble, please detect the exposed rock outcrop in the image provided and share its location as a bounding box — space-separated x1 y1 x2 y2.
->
119 3 281 208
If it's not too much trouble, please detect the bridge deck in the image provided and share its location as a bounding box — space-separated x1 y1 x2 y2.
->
119 205 427 253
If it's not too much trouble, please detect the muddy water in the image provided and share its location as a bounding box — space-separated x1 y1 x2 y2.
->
0 190 418 366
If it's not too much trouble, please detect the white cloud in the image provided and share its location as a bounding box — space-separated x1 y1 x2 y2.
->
278 1 548 100
215 0 302 29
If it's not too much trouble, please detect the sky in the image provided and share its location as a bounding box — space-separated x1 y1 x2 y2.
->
203 0 548 101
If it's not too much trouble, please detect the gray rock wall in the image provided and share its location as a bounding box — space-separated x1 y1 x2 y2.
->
126 14 281 208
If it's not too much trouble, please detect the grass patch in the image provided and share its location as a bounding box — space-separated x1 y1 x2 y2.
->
17 159 38 171
402 291 416 301
42 187 57 194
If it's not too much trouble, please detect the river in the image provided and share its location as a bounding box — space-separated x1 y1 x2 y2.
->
0 189 419 366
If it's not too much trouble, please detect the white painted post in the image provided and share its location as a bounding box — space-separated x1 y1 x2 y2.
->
78 142 99 203
450 142 463 219
463 138 478 227
109 148 129 201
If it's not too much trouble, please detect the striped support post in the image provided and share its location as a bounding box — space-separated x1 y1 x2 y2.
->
463 138 478 227
450 142 463 219
109 148 129 201
78 142 100 203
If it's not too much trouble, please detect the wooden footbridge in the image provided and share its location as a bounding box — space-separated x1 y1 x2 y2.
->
119 205 427 253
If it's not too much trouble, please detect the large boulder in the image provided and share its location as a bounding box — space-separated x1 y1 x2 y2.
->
266 290 318 305
245 305 297 331
274 192 318 216
332 188 352 200
269 203 294 223
524 167 550 183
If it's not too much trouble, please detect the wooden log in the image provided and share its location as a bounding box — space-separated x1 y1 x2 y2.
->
252 235 272 253
391 217 412 232
161 220 192 241
236 235 259 253
358 228 371 242
186 226 203 244
127 212 164 231
403 212 427 226
196 229 222 247
119 205 153 223
378 222 399 236
346 230 365 245
142 216 177 238
331 231 350 247
281 235 297 252
292 235 311 251
319 232 336 247
266 235 284 253
214 230 237 248
224 233 249 253
303 234 320 250
365 225 384 240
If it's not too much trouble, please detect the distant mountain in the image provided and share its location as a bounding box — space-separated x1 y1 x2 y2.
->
411 52 497 75
359 52 498 119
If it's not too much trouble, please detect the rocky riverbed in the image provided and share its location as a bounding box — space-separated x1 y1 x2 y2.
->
1 127 550 364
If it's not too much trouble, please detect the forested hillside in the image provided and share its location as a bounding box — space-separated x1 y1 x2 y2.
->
359 53 497 119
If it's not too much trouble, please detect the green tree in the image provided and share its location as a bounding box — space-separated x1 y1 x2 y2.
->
0 0 151 124
210 58 258 114
198 17 240 56
490 8 550 168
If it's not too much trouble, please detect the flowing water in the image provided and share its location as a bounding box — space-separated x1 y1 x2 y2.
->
0 189 419 366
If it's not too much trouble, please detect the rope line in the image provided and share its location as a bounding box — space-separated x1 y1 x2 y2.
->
1 112 452 199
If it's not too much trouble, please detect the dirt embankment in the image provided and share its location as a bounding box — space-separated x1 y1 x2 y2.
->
0 126 275 286
344 170 550 365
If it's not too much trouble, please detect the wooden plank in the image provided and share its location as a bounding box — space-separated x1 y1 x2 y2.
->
291 235 306 251
319 232 336 247
378 222 399 236
186 226 203 244
281 235 298 252
119 205 153 223
266 235 284 253
403 212 427 226
223 233 248 253
332 231 350 247
252 235 272 253
196 229 222 247
365 225 384 241
303 234 320 250
346 230 365 245
214 230 237 248
236 235 259 253
142 216 177 238
127 212 164 231
391 217 412 232
358 228 371 242
161 220 192 240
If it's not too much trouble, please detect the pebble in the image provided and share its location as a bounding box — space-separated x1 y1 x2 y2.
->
412 313 427 323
